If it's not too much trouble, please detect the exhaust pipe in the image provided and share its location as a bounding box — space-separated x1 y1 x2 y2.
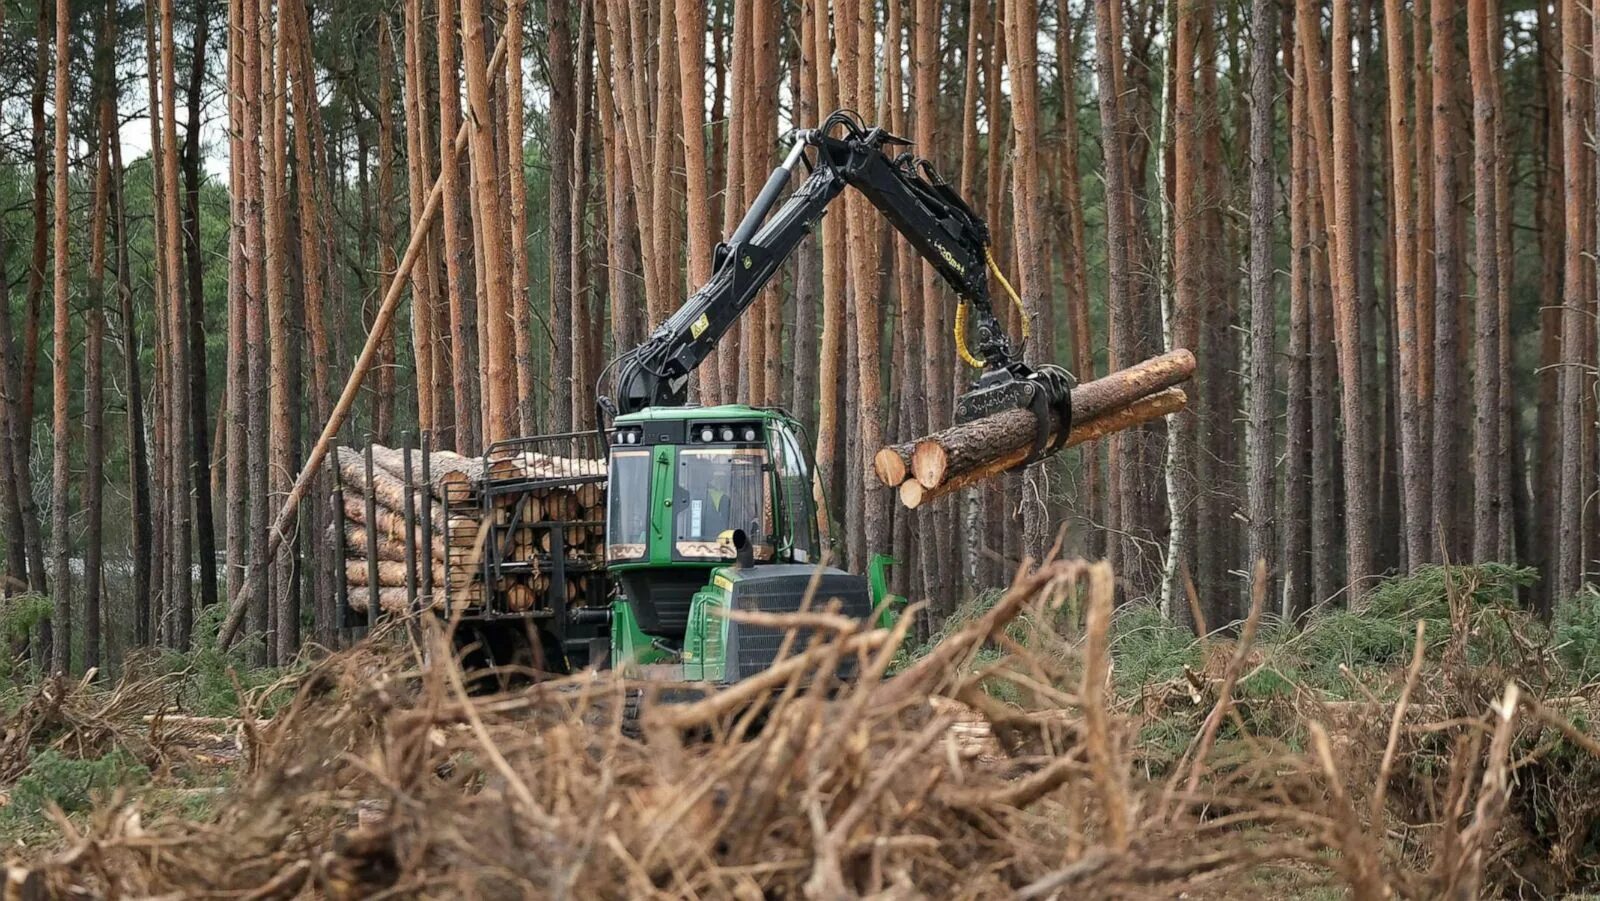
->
732 529 755 570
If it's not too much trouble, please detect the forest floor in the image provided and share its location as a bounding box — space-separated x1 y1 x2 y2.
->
3 561 1600 898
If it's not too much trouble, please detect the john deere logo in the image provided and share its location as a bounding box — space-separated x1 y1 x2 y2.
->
934 241 963 274
742 254 753 270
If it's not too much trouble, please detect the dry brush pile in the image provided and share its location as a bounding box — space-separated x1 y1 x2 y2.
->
4 559 1600 898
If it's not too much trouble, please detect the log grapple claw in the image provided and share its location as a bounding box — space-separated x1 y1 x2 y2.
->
954 363 1076 470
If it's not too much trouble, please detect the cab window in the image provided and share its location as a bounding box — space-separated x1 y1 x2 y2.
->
771 424 816 563
606 449 651 560
674 447 772 560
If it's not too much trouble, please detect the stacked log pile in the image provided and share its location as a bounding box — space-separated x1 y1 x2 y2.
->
335 445 484 613
874 350 1195 508
438 447 608 611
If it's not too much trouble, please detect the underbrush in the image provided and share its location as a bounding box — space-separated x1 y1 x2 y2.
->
0 606 295 850
3 561 1600 897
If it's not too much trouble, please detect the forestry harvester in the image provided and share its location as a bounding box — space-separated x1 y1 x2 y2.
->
370 112 1078 698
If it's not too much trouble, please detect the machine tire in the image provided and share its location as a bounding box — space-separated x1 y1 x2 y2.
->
620 688 645 740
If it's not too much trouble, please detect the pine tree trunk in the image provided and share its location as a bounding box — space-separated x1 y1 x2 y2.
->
82 0 117 672
24 0 50 445
1165 0 1205 616
109 106 152 646
1332 0 1374 591
440 0 480 451
1413 0 1435 503
1382 0 1428 571
569 3 597 432
181 0 217 617
374 20 399 443
1000 0 1049 562
1556 0 1586 601
548 0 575 432
1468 0 1503 561
505 0 534 435
48 0 73 673
459 0 514 443
402 0 438 438
813 0 846 516
239 0 270 661
1283 19 1312 617
1431 0 1463 563
1535 0 1562 612
1245 0 1276 602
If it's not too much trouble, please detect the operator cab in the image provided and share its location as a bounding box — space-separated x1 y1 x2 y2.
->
604 406 823 640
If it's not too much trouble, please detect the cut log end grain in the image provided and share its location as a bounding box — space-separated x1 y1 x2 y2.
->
873 445 913 486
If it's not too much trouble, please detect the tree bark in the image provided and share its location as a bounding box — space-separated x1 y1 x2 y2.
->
108 98 152 646
459 0 514 443
1000 0 1050 561
440 0 480 452
1095 0 1138 593
899 390 1189 509
82 0 118 672
547 0 574 432
1383 0 1428 570
1332 0 1374 590
1556 0 1585 601
898 351 1197 489
1165 0 1206 613
813 0 847 521
505 0 534 435
24 0 50 444
48 0 72 673
1245 0 1276 599
1431 0 1463 562
1468 0 1502 561
402 0 439 438
1283 15 1311 617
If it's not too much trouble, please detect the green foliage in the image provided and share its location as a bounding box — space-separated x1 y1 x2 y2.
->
1 592 52 645
1 749 148 825
1553 588 1600 683
147 603 292 717
0 593 50 683
1110 600 1202 693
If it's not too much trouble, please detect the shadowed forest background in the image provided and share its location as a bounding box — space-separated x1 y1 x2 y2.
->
0 0 1590 674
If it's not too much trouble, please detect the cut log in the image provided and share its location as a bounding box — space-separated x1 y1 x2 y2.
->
508 580 539 612
345 586 438 614
365 445 484 487
345 559 446 588
903 350 1196 490
336 446 449 531
341 523 409 562
340 495 447 559
873 443 914 486
898 388 1189 509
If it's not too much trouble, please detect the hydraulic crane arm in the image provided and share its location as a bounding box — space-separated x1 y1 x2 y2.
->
603 111 1073 464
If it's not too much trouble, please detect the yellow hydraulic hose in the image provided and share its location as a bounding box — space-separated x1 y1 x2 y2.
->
954 248 1030 369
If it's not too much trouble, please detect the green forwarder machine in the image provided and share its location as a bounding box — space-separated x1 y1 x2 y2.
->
442 111 1075 695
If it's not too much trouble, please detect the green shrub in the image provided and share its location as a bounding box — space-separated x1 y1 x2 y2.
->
2 749 149 823
1110 600 1201 693
1554 588 1600 683
145 603 293 716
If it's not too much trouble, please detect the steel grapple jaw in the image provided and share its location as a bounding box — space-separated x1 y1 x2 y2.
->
955 362 1076 469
